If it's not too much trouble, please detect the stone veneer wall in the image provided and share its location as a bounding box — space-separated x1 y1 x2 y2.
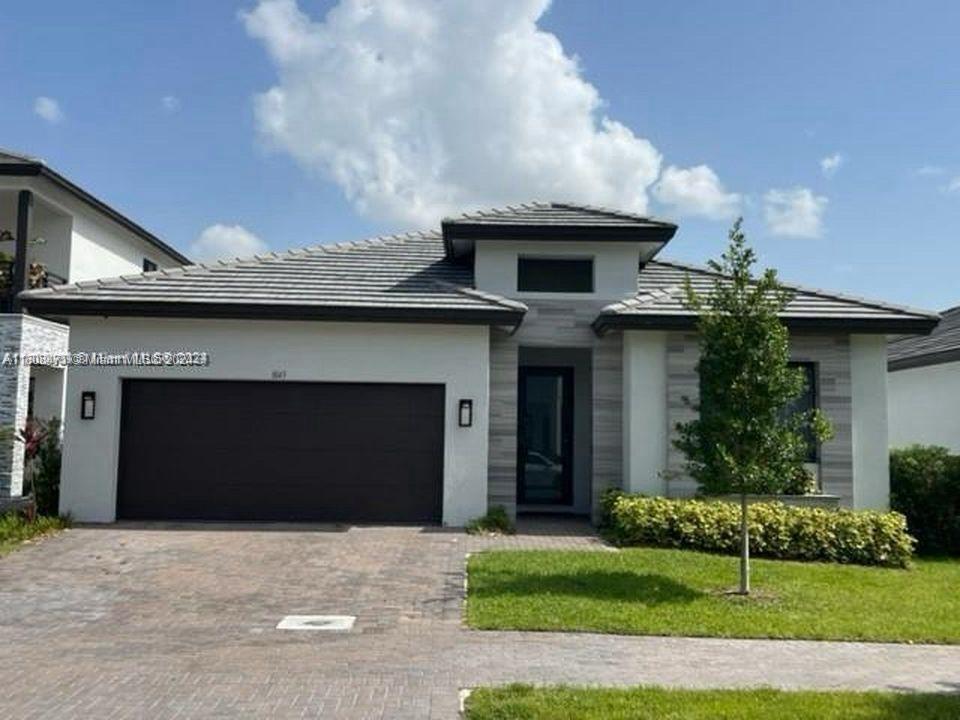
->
486 300 622 522
0 314 69 497
664 331 854 506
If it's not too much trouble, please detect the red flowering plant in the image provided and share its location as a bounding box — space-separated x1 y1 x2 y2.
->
14 418 62 518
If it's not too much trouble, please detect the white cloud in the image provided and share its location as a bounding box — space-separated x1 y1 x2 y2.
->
763 187 828 239
34 96 63 124
241 0 734 227
653 164 741 220
946 177 960 194
190 224 269 261
161 95 181 113
820 153 844 178
916 164 945 177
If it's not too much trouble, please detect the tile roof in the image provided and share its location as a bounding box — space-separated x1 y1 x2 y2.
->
593 259 939 334
888 305 960 370
442 201 676 229
20 230 527 326
20 203 937 336
440 201 677 260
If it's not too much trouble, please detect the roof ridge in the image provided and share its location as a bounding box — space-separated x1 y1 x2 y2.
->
430 280 528 313
550 201 676 227
651 259 939 320
441 200 676 227
0 147 40 163
602 285 683 313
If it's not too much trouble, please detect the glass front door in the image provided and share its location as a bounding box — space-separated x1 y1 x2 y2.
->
518 366 574 505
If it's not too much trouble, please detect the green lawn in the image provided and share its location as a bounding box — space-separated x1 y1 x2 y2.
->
464 685 960 720
466 548 960 643
0 513 67 556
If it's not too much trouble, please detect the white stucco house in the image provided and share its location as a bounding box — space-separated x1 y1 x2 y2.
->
888 306 960 453
20 202 938 526
0 149 188 502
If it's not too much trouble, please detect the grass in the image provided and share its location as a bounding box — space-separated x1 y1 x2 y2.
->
466 548 960 643
464 685 960 719
0 512 67 556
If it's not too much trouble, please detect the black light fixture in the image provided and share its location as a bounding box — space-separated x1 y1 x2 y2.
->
458 399 473 428
81 391 96 420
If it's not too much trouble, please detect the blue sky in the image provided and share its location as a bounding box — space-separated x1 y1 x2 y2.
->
2 0 958 309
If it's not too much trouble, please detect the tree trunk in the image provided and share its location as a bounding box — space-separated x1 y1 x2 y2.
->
739 491 750 595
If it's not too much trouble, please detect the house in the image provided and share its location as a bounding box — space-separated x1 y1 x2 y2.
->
0 149 189 503
20 202 938 526
888 305 960 453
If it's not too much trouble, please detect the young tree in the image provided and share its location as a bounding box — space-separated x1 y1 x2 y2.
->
674 219 832 594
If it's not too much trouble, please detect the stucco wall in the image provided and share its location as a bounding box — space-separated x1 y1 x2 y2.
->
888 360 960 454
69 210 175 282
474 240 646 301
622 330 668 495
60 317 490 525
851 335 890 509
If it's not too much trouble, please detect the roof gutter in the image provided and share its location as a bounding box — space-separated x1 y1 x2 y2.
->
20 296 526 330
592 313 941 336
0 162 190 265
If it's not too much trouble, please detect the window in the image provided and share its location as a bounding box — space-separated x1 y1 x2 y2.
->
517 257 593 293
142 258 158 272
784 362 818 462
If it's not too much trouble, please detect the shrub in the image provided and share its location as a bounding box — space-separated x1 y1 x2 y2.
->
603 491 914 567
19 418 62 517
890 445 960 556
466 505 515 535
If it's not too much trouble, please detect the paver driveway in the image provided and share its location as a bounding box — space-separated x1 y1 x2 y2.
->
1 521 958 719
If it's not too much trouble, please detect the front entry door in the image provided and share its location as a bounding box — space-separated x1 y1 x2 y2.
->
518 366 574 505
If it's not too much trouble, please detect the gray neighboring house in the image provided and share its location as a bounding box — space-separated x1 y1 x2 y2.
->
0 149 188 504
888 305 960 453
20 202 938 526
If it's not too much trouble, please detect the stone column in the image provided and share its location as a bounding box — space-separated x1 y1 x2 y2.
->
0 316 29 497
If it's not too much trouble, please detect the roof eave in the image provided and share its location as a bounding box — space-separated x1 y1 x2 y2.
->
441 221 677 259
592 313 941 336
20 297 526 329
0 162 190 265
889 347 960 372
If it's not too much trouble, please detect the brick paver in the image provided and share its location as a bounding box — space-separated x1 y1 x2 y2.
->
1 519 958 719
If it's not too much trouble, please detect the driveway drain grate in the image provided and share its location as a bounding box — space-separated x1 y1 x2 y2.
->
276 615 356 631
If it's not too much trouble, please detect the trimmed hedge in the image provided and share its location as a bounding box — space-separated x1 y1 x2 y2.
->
890 445 960 556
602 491 914 568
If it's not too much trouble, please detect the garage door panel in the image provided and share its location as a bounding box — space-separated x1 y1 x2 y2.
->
117 380 444 522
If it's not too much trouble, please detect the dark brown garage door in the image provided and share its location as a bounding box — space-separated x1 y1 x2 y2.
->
117 380 444 523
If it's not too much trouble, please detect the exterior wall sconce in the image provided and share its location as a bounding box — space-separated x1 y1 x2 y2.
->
81 391 96 420
458 399 473 428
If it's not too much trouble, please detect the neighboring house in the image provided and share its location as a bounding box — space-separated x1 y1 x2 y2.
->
888 305 960 453
20 202 937 525
0 149 188 502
